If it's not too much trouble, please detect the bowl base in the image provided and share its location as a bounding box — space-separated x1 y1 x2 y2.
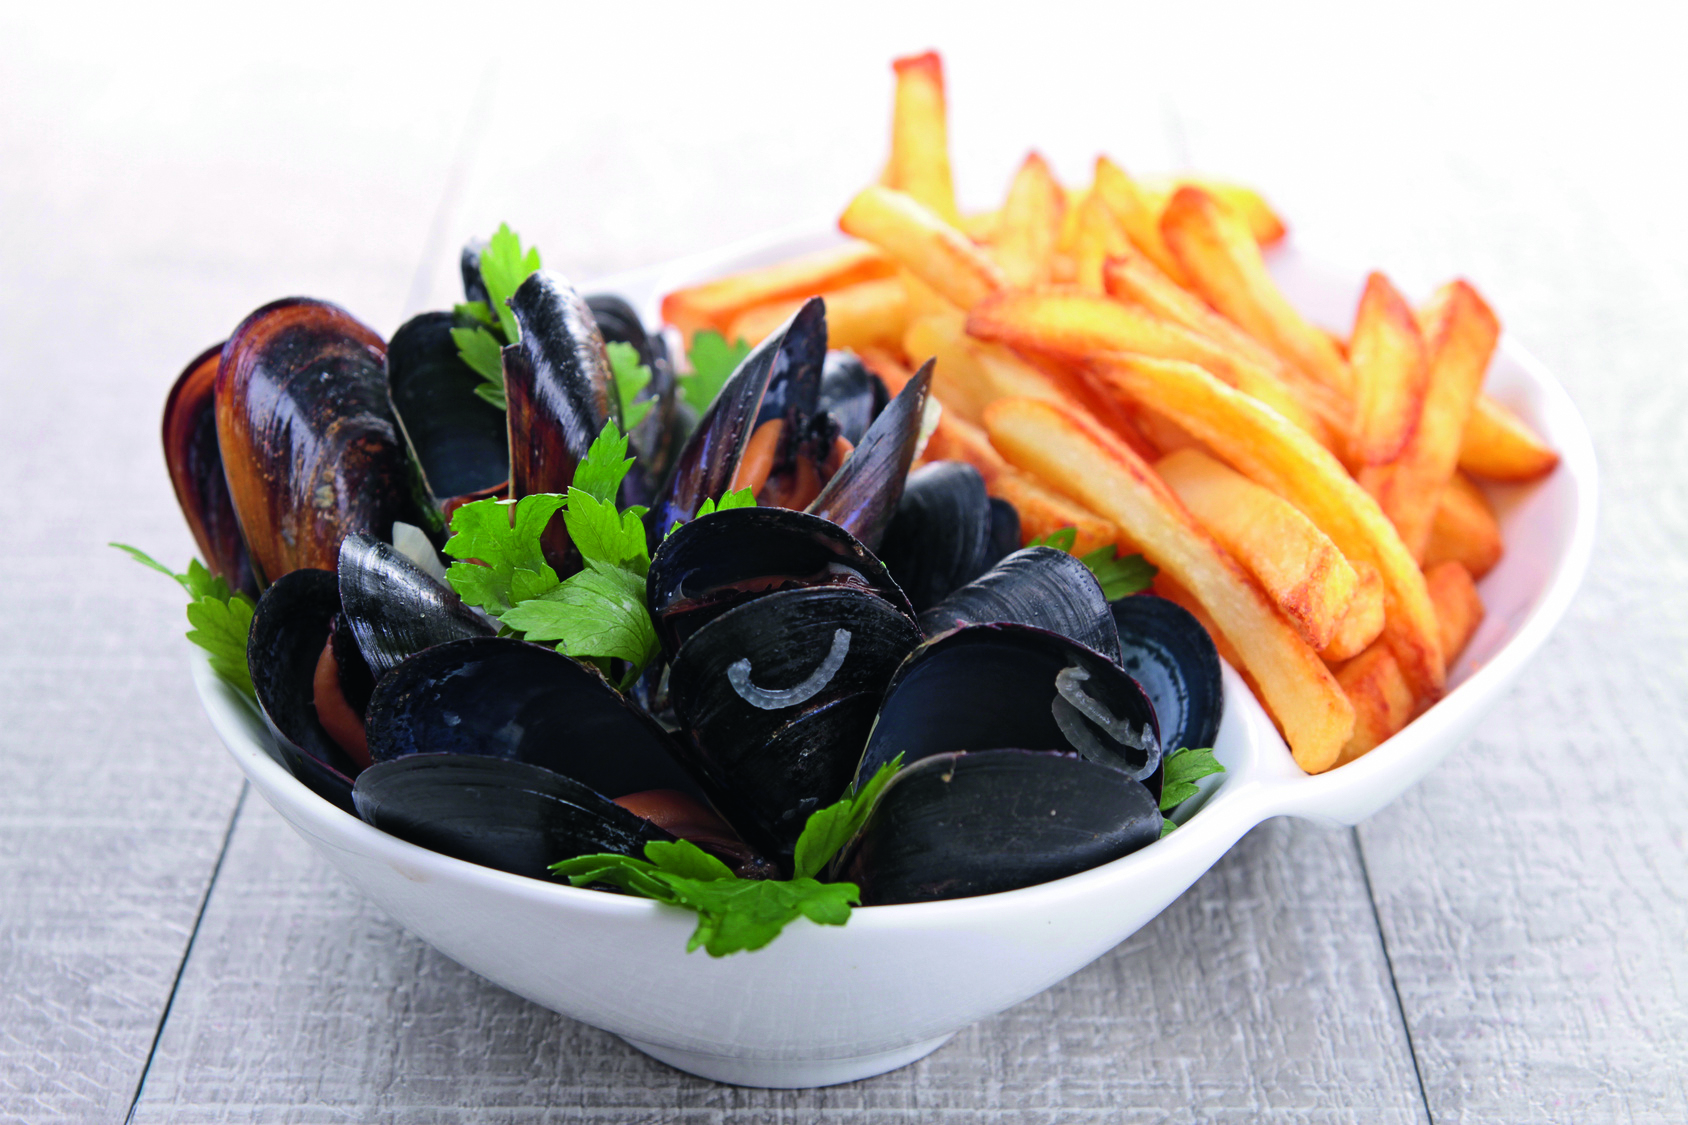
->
618 1032 956 1088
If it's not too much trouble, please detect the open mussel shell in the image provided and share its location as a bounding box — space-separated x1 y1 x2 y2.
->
337 532 493 678
504 271 615 573
919 547 1121 662
247 568 367 812
817 350 888 446
857 622 1162 794
987 498 1021 562
352 755 674 881
646 505 914 658
364 637 708 805
837 749 1162 905
588 293 680 506
387 312 509 511
1111 594 1224 754
216 298 436 584
162 341 258 597
667 585 923 856
878 461 995 612
460 239 490 306
805 359 933 553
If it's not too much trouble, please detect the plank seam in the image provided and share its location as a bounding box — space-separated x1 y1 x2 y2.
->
1352 826 1437 1125
123 781 248 1125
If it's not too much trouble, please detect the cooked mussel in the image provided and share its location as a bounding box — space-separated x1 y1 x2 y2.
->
918 546 1121 661
856 623 1162 790
1111 594 1224 754
877 461 999 612
804 359 933 552
386 311 509 513
836 748 1162 905
337 532 493 678
161 342 258 597
817 350 888 446
216 298 435 584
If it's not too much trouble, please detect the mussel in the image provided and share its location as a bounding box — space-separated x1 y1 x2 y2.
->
817 350 888 446
1111 594 1224 754
161 342 258 596
386 311 509 514
918 546 1121 661
588 293 682 505
337 532 493 678
804 359 932 552
878 461 1004 612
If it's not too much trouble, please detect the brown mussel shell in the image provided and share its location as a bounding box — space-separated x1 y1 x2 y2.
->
216 298 435 585
162 341 258 596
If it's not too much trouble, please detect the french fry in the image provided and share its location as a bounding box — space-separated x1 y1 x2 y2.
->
959 210 1000 241
1160 186 1353 397
660 242 893 338
1057 184 1090 254
1156 448 1359 652
840 186 1006 310
1333 644 1414 764
1319 559 1385 663
983 396 1355 772
966 288 1331 444
1101 251 1353 434
886 51 961 225
1089 353 1446 699
917 409 1117 554
1359 281 1499 560
727 276 909 353
1459 394 1560 481
1349 272 1429 465
1143 176 1288 246
992 153 1065 288
904 309 1068 426
1093 157 1186 283
1424 559 1485 663
1424 471 1503 579
1070 187 1131 293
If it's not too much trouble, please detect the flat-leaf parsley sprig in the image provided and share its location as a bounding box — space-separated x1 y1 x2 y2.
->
1026 526 1157 600
451 223 544 410
554 755 903 956
1156 746 1226 836
111 545 256 700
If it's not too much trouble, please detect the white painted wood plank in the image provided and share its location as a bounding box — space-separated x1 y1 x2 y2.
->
131 801 1425 1123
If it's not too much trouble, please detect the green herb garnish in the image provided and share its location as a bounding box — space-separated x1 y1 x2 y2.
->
111 545 256 700
680 329 751 413
605 341 654 432
1027 526 1077 552
1157 746 1225 836
553 755 903 956
450 223 544 410
1027 527 1156 598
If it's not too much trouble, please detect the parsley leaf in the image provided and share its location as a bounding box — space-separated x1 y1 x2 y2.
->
450 324 507 410
605 341 654 432
1157 746 1226 837
1027 526 1077 552
479 222 542 343
569 423 636 506
551 755 899 957
663 487 756 541
453 300 496 328
501 561 659 680
442 494 567 615
680 330 750 413
1079 545 1157 600
112 544 255 699
450 224 543 411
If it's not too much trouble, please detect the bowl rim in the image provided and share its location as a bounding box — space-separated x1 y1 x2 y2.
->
196 233 1599 930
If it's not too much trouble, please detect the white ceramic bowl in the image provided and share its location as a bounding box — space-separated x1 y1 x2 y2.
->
192 231 1597 1088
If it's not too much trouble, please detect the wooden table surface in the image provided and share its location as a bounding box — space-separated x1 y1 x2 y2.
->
4 4 1684 1121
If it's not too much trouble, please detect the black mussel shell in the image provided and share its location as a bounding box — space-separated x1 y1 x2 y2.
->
878 461 994 612
216 299 436 584
248 568 363 811
337 532 493 679
857 623 1161 792
805 359 933 553
352 755 672 881
919 547 1121 662
644 299 825 544
460 239 490 306
364 637 707 805
588 293 681 506
646 505 914 658
162 341 258 597
987 498 1021 564
838 749 1162 905
387 312 509 510
504 271 614 574
667 585 923 855
817 350 888 446
1111 594 1224 754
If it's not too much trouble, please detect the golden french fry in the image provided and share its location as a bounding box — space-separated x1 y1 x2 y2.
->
1151 177 1288 246
1160 186 1353 397
1093 157 1187 283
1156 448 1359 652
840 186 1006 310
1424 471 1503 579
1333 643 1414 764
1101 251 1352 435
959 210 1001 242
983 396 1355 772
1424 559 1485 663
1349 272 1429 465
918 410 1118 555
1090 353 1446 699
726 276 909 352
886 51 960 225
1319 559 1385 663
660 242 893 338
904 310 1067 425
1069 188 1130 293
965 288 1330 444
992 153 1065 288
1056 185 1090 254
1460 394 1560 482
1359 281 1499 560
